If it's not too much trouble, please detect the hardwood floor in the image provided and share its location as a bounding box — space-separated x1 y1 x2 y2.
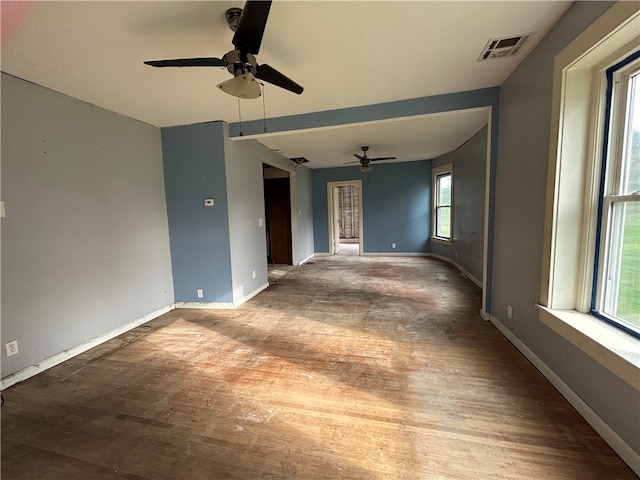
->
1 256 636 479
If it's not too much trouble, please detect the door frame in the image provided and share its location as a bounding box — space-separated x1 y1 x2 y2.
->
327 180 363 255
262 163 298 265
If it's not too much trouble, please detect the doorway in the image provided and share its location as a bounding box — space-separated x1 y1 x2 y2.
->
264 165 292 265
327 180 363 256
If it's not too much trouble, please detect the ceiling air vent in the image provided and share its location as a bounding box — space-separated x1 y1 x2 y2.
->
477 34 530 61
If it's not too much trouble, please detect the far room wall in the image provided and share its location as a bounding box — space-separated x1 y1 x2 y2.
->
311 161 431 254
431 125 487 284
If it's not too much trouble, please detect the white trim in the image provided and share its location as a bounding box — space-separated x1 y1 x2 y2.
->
0 304 175 390
480 309 490 321
537 306 639 390
298 253 315 265
175 301 235 309
432 163 454 242
327 180 363 256
430 253 483 289
313 252 330 257
233 282 269 307
490 314 640 477
176 283 269 310
482 110 492 316
362 252 430 257
430 236 453 245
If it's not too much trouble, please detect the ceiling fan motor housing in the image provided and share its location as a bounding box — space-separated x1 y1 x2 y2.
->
224 50 258 76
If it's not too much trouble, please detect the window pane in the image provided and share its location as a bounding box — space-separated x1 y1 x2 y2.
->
622 71 640 195
437 206 451 238
438 174 451 206
604 201 640 328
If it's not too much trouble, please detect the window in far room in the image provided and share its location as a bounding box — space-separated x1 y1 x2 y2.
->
432 164 453 241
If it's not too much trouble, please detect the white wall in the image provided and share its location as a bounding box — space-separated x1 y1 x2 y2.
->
224 134 270 303
295 165 314 263
431 126 487 284
1 73 174 378
492 1 639 458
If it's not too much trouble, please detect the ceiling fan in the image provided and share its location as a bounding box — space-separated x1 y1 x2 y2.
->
348 146 396 172
143 1 303 99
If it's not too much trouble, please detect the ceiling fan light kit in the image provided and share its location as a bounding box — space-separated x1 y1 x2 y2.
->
143 1 303 99
217 72 261 99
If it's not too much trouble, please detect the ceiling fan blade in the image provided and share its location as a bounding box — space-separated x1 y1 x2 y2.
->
369 157 396 162
232 1 271 55
353 154 365 161
144 57 227 68
256 64 304 94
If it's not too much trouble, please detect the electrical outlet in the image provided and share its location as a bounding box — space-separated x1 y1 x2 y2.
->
391 243 396 249
5 340 19 357
197 289 204 299
252 270 256 279
507 305 513 319
258 218 264 227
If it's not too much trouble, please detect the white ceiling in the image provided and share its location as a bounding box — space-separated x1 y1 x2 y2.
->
1 1 572 168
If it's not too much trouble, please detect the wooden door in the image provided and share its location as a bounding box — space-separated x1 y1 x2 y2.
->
264 178 292 264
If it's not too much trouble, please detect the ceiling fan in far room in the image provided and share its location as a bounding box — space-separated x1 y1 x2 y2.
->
143 0 303 99
347 146 396 172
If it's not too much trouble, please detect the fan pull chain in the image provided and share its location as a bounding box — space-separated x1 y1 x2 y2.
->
237 97 243 137
261 83 267 133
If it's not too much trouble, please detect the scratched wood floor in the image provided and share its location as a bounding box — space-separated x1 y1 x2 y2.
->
1 256 636 479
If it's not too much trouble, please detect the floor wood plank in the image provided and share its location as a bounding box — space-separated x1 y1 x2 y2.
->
2 256 636 479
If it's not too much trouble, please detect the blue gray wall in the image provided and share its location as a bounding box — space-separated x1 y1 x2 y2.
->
432 126 487 283
493 1 638 454
161 122 233 303
162 123 315 305
312 161 431 254
1 73 174 377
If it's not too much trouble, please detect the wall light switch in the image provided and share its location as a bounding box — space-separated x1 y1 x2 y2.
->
0 201 5 218
258 218 264 227
204 198 214 207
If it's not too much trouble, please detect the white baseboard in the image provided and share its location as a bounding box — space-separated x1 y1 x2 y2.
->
233 283 268 308
175 283 269 310
313 252 330 257
175 301 235 309
362 252 430 257
0 303 175 390
298 253 315 265
480 309 490 321
430 253 483 289
489 314 640 476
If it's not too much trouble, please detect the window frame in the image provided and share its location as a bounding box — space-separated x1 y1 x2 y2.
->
538 2 639 391
432 163 453 243
592 53 640 336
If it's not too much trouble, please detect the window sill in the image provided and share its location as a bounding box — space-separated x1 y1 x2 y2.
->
430 237 452 245
537 305 639 391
